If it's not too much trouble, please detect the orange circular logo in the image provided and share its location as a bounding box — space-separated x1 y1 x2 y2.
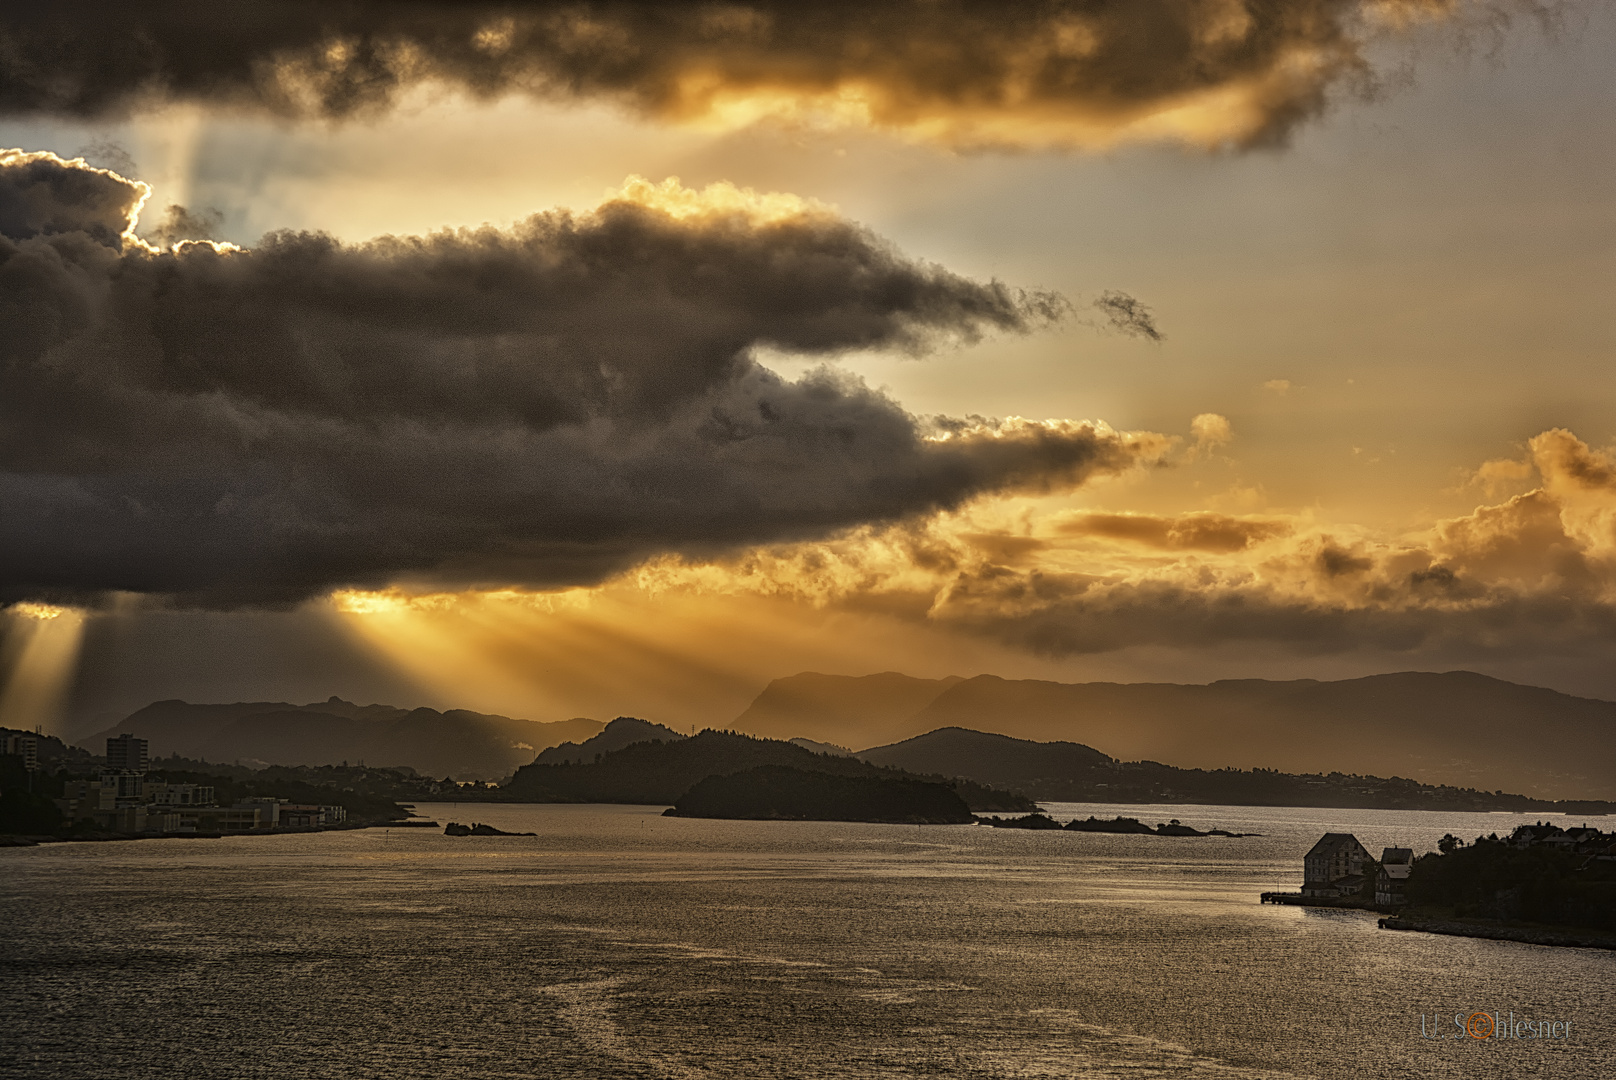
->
1466 1012 1495 1040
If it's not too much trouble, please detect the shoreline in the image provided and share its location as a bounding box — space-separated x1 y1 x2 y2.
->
1259 892 1378 910
0 819 413 847
1378 915 1616 951
423 792 1616 814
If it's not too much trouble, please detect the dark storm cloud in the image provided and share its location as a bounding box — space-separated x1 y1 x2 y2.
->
0 147 145 248
0 1 1474 147
142 203 225 246
0 152 1149 606
940 574 1616 660
1091 290 1163 342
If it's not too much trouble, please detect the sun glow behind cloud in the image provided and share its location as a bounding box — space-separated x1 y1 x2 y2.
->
0 604 87 734
608 174 828 224
320 425 1616 724
323 575 1079 726
325 584 827 723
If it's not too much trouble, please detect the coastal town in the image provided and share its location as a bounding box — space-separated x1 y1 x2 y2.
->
55 735 350 833
0 732 376 837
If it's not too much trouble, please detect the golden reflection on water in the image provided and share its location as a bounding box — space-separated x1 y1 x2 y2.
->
2 803 1611 1079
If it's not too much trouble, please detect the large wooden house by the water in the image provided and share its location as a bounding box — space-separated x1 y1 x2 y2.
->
1302 833 1371 898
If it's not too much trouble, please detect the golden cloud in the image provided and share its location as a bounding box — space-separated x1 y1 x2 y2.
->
535 426 1616 658
0 1 1482 149
1057 511 1291 552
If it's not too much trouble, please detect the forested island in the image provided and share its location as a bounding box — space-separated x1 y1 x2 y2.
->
443 822 535 836
977 813 1255 836
664 765 975 823
493 729 1036 812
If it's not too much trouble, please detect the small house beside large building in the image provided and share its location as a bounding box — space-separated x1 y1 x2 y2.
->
1375 847 1413 908
1264 834 1419 910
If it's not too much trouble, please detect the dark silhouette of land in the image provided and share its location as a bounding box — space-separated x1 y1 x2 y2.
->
858 727 1616 814
1382 829 1616 950
443 822 535 836
665 765 974 823
534 717 685 765
977 813 1255 836
736 670 1616 800
499 729 1036 811
84 699 603 779
1406 832 1616 930
861 727 1109 788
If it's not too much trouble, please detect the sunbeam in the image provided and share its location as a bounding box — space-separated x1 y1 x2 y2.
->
0 603 88 736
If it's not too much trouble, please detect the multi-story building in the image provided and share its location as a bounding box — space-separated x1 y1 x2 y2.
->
181 807 261 832
89 806 182 833
56 776 120 818
108 772 146 800
1 733 38 770
235 797 284 827
279 804 326 828
105 734 149 772
1302 833 1372 897
147 782 216 807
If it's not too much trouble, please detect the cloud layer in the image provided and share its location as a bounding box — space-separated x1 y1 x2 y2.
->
0 151 1163 606
0 1 1471 147
623 428 1616 662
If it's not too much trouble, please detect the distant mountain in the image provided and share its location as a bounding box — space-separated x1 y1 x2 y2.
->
734 671 1616 800
501 729 1035 811
535 717 685 764
858 727 1616 814
86 699 603 780
733 671 962 744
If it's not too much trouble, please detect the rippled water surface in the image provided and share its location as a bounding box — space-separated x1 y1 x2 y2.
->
3 802 1613 1078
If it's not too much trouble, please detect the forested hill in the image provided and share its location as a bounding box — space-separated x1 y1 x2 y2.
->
666 766 975 824
500 729 1035 811
534 717 686 765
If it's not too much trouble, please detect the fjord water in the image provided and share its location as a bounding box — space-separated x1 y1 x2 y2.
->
3 803 1611 1079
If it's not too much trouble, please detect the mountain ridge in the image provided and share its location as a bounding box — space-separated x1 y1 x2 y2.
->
86 699 604 780
734 670 1616 800
856 727 1616 813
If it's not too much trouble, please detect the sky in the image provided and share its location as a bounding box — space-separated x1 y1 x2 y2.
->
1 0 1615 737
